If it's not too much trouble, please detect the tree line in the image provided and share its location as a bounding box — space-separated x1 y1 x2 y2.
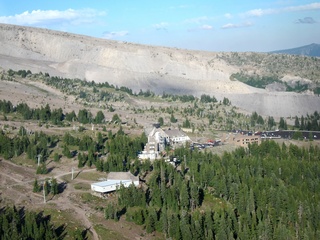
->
0 99 118 125
294 111 320 131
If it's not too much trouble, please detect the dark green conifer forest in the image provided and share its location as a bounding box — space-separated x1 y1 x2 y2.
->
0 206 66 240
106 140 320 239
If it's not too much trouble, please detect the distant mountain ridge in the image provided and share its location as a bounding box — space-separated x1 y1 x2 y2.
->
271 43 320 57
0 23 319 117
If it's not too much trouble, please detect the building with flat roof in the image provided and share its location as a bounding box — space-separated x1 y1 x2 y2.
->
164 128 191 144
223 133 261 147
91 179 138 193
91 171 139 194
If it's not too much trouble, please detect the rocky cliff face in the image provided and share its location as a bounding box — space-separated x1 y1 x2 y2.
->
0 23 319 117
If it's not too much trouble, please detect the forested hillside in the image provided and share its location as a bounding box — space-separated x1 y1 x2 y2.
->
0 68 319 239
106 141 320 239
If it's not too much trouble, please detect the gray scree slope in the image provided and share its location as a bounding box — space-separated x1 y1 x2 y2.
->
0 23 319 117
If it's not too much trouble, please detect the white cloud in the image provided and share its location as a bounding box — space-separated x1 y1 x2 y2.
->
243 8 277 17
102 31 129 39
153 22 169 30
200 24 213 30
0 9 106 26
187 24 214 32
242 2 320 17
222 21 253 29
285 2 320 12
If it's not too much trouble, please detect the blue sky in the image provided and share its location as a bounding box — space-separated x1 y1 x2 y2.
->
0 0 319 52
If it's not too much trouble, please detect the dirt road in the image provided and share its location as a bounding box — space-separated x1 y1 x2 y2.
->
0 159 100 239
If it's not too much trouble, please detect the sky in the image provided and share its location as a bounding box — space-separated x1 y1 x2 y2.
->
0 0 319 52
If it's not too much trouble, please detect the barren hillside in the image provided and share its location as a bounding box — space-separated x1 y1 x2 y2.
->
0 23 319 117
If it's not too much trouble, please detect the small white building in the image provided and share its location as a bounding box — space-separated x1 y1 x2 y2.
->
91 179 139 193
91 171 139 194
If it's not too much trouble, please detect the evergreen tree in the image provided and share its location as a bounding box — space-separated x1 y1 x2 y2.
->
95 110 105 124
50 178 58 195
158 117 164 126
65 110 76 122
279 117 287 130
36 163 48 174
145 208 157 233
170 113 177 123
33 178 40 192
294 116 300 128
267 116 275 130
78 109 92 124
179 181 190 209
112 114 121 124
183 118 191 128
257 115 265 125
300 116 305 130
62 145 72 158
44 180 50 196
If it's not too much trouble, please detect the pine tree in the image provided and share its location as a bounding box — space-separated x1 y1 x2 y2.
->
36 163 48 174
95 110 105 124
158 117 164 126
294 116 300 128
62 145 72 158
204 211 215 239
170 113 177 123
168 213 181 239
179 181 190 209
300 116 305 130
44 180 50 196
50 178 58 195
33 178 40 192
146 208 157 233
180 210 192 240
190 182 200 210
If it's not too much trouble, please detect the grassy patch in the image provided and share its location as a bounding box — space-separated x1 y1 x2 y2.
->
74 182 90 190
74 193 107 213
11 154 36 167
77 171 107 181
94 224 126 240
42 207 86 239
201 192 229 211
78 192 105 205
60 175 71 183
25 82 50 94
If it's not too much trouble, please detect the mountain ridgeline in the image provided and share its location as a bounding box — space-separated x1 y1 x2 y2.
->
271 43 320 57
0 23 319 117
